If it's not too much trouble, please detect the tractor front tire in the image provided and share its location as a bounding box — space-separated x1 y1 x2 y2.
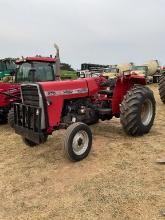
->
158 74 165 104
8 108 14 128
120 85 155 136
22 138 38 147
22 135 48 147
0 115 7 124
64 122 92 161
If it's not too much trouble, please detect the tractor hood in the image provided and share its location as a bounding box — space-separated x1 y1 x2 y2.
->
39 77 99 98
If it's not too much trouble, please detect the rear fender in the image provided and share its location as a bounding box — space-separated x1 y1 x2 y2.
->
112 75 146 115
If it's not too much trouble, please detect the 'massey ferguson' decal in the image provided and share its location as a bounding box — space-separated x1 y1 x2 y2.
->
45 88 88 97
8 88 19 93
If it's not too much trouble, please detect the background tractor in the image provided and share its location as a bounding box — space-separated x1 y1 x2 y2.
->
0 44 61 125
0 56 57 125
13 63 156 162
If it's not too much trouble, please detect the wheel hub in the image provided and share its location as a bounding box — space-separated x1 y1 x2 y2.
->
141 98 153 126
78 138 83 146
72 131 89 155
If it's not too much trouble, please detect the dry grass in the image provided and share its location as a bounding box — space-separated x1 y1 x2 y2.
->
0 84 165 220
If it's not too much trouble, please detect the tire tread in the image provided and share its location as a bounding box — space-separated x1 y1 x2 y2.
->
120 85 155 136
158 74 165 103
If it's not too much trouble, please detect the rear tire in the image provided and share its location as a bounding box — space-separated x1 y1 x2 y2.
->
64 122 92 161
8 108 14 128
158 74 165 104
120 85 156 136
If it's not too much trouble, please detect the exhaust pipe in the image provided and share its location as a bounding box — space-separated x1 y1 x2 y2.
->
54 43 61 80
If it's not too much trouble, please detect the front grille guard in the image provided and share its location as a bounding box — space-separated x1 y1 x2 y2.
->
14 103 42 132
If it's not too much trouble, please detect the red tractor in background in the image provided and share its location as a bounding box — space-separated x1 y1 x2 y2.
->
0 44 60 125
13 66 156 161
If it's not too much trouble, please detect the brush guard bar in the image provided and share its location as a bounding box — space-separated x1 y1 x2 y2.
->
13 103 44 144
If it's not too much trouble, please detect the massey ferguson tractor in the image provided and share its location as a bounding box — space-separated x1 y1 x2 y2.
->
0 45 60 125
13 58 156 161
158 66 165 103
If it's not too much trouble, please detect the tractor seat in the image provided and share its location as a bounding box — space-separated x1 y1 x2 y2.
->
98 90 113 96
100 78 116 88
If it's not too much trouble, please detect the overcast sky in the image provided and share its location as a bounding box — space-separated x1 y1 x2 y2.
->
0 0 165 69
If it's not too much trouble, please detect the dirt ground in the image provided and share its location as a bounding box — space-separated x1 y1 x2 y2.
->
0 84 165 220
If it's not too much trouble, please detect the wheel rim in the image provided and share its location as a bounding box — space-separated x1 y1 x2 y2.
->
72 130 89 155
141 98 153 126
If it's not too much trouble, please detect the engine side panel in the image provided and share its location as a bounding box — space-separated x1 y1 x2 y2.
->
40 79 91 127
85 77 99 96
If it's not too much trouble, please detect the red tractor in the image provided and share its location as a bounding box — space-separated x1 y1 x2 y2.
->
0 45 60 125
13 69 156 161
